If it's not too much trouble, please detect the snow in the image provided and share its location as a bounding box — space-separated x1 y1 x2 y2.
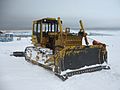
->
0 30 120 90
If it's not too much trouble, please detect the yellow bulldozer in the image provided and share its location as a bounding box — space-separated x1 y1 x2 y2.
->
13 17 110 81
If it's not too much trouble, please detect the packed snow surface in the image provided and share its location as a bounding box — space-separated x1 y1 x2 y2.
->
0 30 120 90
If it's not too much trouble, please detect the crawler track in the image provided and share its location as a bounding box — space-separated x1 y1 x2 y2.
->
13 48 110 81
56 65 110 81
25 55 110 81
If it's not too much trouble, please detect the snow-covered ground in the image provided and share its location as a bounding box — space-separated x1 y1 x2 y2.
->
0 30 120 90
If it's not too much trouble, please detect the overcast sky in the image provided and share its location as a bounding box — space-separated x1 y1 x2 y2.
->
0 0 120 30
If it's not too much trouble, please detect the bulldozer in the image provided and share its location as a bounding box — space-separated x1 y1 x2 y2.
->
13 17 110 81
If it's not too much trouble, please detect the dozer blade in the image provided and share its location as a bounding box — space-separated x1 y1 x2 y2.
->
59 46 107 71
53 46 109 81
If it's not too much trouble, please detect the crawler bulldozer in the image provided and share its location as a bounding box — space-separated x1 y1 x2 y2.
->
14 17 110 80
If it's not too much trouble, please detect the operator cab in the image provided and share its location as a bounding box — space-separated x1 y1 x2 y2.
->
32 18 62 49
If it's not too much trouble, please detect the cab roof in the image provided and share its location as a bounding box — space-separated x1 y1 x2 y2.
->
33 17 62 24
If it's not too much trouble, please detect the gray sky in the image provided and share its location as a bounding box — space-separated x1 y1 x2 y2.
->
0 0 120 30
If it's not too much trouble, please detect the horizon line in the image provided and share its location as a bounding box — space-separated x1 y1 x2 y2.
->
1 27 120 30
